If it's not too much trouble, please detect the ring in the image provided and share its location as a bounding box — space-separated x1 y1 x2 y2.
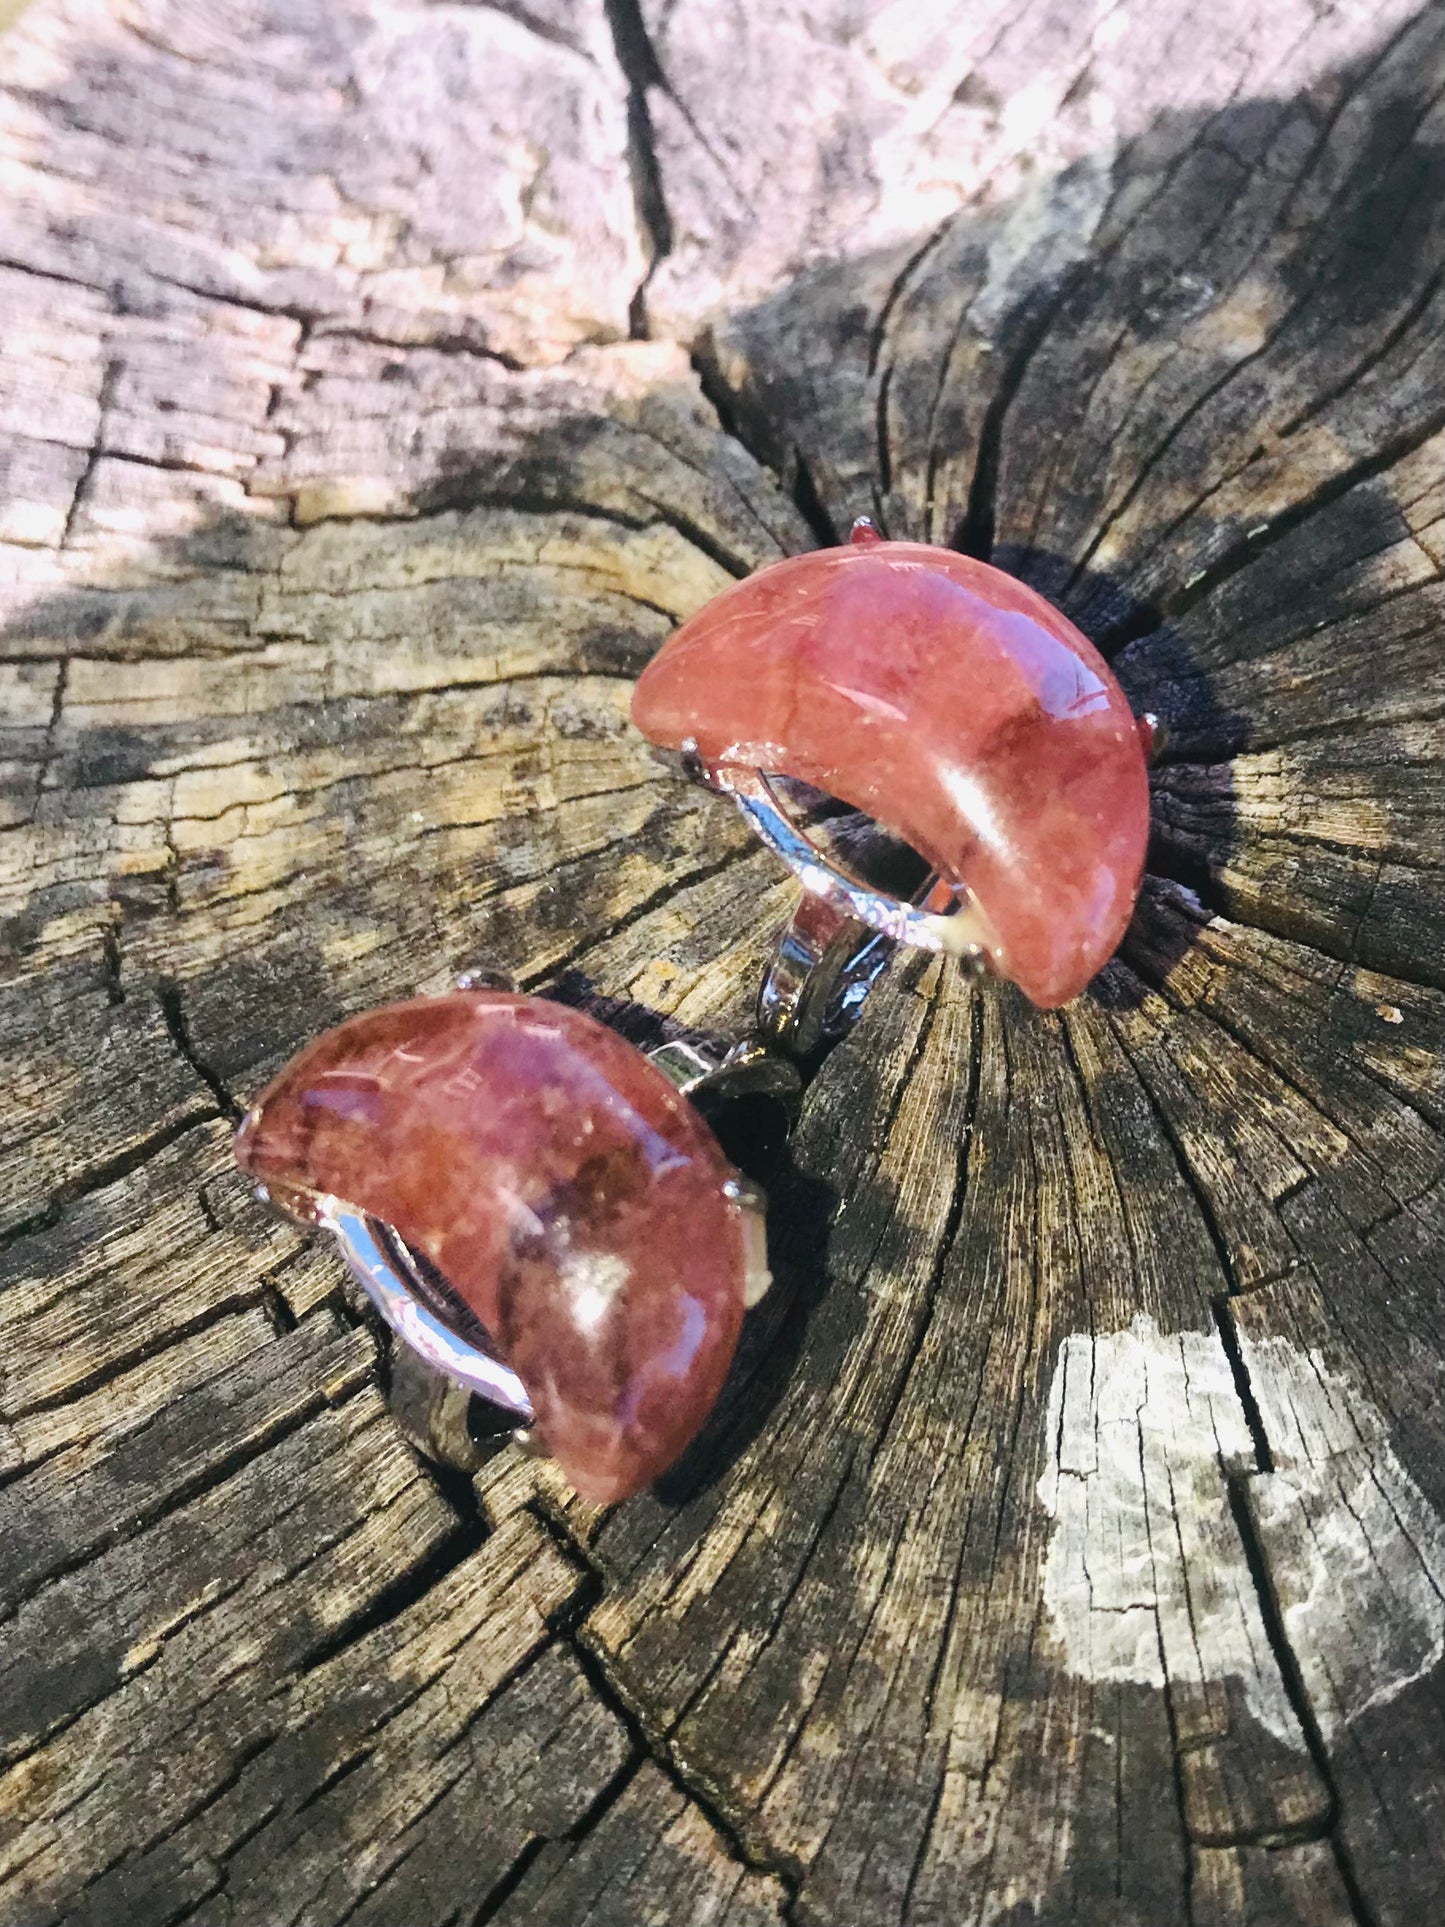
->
632 516 1153 1015
236 990 789 1503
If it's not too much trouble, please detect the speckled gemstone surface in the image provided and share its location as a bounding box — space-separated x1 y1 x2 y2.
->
633 538 1150 1007
236 991 753 1502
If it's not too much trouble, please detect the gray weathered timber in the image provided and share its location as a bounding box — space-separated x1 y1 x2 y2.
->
0 0 1441 1922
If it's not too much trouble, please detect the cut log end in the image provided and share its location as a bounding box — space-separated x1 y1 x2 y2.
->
0 0 1441 1922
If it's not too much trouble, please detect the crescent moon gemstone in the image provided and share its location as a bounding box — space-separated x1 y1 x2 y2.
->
631 539 1150 1008
234 992 755 1503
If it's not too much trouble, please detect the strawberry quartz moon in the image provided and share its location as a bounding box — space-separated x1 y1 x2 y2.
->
631 533 1150 1008
235 992 758 1503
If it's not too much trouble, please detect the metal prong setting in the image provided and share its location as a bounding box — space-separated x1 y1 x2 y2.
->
649 1041 782 1309
754 887 892 1057
1139 712 1168 763
673 753 994 1051
710 765 995 963
455 955 517 993
646 1043 779 1307
723 1174 772 1307
647 1032 802 1110
323 1201 534 1421
723 1173 767 1212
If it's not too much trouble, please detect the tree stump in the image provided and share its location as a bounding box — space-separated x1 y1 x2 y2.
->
1 1 1442 1922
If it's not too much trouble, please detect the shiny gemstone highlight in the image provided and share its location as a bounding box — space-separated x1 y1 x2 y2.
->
236 991 753 1502
632 539 1150 1007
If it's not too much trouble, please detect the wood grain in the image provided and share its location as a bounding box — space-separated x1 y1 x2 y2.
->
0 0 1441 1921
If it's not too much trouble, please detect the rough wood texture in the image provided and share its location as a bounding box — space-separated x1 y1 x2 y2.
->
1 1 1441 1922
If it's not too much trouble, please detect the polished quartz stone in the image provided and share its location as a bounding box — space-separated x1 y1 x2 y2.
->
632 539 1150 1007
235 992 751 1503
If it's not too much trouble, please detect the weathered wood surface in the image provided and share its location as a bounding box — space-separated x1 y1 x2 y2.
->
1 0 1442 1922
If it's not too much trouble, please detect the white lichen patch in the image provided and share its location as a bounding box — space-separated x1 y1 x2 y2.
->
1037 1315 1445 1746
1240 1331 1445 1741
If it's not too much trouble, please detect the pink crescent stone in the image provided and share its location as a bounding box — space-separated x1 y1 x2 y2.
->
631 538 1150 1008
234 992 753 1503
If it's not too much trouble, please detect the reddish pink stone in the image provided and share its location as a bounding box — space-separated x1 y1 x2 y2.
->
632 541 1150 1008
235 992 750 1503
